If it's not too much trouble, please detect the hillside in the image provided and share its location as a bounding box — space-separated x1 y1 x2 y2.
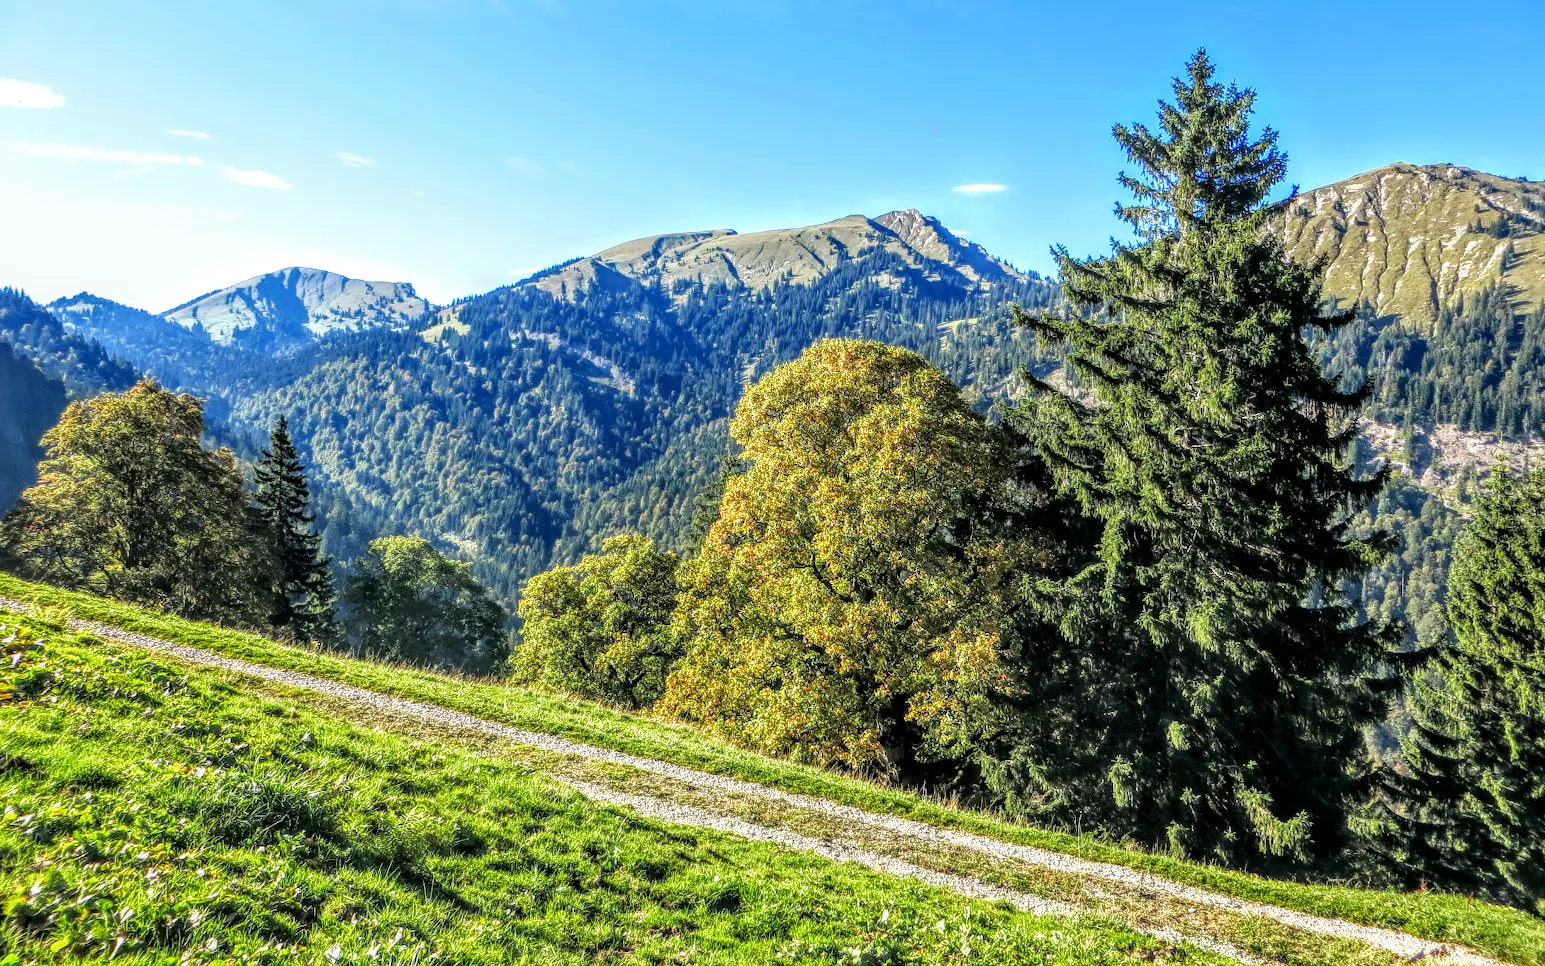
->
1275 163 1545 322
164 267 432 351
2 577 1540 966
2 608 1189 965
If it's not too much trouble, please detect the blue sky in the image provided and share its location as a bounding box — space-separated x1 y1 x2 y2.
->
2 0 1542 310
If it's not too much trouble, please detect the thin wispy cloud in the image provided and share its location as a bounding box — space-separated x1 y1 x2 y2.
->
951 183 1007 194
2 141 200 166
0 78 65 109
221 165 291 190
168 129 211 139
504 156 541 176
337 152 377 168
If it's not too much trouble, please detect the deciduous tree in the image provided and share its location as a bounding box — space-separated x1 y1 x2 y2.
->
0 380 267 622
663 340 1056 777
515 533 680 707
341 536 508 674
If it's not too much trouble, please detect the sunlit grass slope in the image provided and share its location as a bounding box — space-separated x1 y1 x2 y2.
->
0 612 1222 965
1 573 1540 964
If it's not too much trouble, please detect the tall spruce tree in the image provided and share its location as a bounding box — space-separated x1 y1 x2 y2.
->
254 416 336 643
1390 467 1545 912
1009 51 1399 867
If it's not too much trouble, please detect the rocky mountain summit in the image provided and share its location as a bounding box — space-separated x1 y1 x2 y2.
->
163 267 431 350
526 210 1030 299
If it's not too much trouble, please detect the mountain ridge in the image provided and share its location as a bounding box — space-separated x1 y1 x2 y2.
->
525 209 1031 301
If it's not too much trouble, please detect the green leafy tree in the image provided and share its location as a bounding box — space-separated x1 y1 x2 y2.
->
663 340 1058 777
341 536 509 674
1390 467 1545 911
515 533 681 707
0 380 267 623
1009 51 1398 866
253 415 337 644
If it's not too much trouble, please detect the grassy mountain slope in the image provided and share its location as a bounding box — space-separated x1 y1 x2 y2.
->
1274 163 1545 322
3 609 1218 966
2 574 1541 965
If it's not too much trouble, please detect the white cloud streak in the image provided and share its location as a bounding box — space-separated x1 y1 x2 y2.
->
503 155 541 176
0 78 65 109
951 183 1007 194
3 141 195 165
336 152 377 168
221 165 291 190
168 129 211 139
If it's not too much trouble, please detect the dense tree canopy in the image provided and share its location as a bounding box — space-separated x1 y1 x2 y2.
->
663 340 1057 776
1389 467 1545 911
1009 51 1399 867
515 533 681 707
0 380 268 622
341 536 509 674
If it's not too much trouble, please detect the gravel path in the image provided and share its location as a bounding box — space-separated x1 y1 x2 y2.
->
1 596 1502 966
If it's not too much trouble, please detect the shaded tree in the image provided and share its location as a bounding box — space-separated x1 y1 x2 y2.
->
254 415 336 643
1387 466 1545 912
341 536 508 674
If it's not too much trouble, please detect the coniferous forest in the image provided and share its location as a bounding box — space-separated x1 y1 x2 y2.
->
4 50 1545 916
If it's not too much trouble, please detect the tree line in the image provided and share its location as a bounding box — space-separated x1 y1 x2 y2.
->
0 382 509 675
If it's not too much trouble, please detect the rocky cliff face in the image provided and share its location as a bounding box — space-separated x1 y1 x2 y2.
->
1272 163 1545 324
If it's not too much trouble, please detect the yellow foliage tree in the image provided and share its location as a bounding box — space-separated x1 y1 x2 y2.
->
661 340 1053 775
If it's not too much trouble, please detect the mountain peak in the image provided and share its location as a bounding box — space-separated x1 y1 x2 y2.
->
162 267 431 350
527 211 1028 300
1274 162 1545 322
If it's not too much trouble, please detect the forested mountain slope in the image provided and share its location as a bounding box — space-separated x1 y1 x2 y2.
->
230 242 1055 596
15 173 1545 624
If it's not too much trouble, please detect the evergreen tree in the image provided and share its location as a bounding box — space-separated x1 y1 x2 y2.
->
1008 51 1399 867
1390 466 1545 912
253 415 336 643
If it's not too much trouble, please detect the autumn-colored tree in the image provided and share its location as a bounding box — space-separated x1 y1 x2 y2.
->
0 380 268 622
514 533 681 707
662 340 1055 777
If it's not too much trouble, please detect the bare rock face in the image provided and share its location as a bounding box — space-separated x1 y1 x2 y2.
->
164 267 431 350
527 210 1030 300
1271 163 1545 324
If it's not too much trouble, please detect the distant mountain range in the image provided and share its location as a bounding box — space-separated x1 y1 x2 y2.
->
5 165 1545 639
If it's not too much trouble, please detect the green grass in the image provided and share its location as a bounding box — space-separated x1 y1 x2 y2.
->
2 573 1541 964
0 613 1223 965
